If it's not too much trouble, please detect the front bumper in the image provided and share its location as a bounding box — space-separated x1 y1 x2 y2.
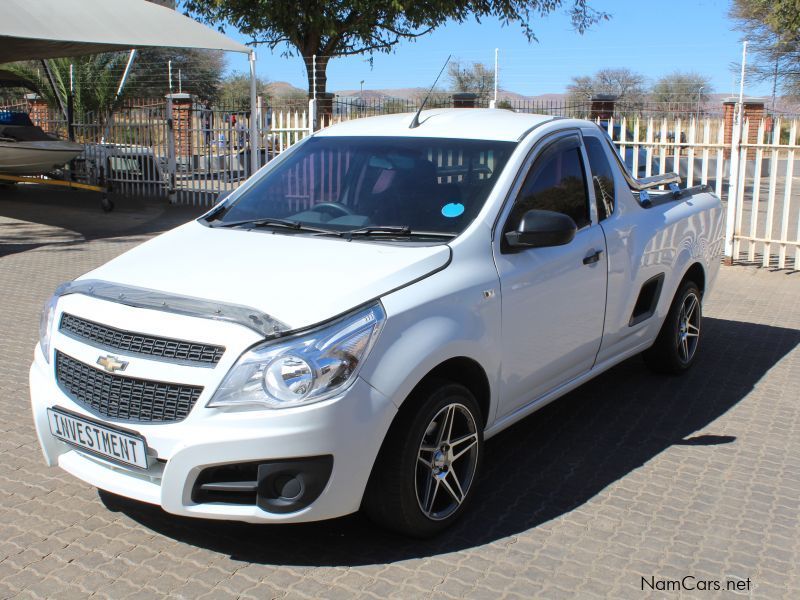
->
30 346 397 523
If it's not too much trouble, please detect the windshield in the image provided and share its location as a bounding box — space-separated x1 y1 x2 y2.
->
213 136 517 237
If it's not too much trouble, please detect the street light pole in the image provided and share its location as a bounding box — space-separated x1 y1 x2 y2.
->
695 85 705 122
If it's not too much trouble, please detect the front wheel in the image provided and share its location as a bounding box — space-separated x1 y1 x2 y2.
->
363 380 483 537
643 280 702 374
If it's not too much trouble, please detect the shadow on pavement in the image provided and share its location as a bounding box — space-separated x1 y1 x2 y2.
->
100 318 799 566
0 186 206 258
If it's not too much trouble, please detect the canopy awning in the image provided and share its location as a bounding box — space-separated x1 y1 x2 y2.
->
0 0 250 64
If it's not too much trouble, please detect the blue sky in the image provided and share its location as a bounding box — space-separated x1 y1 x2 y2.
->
222 0 767 97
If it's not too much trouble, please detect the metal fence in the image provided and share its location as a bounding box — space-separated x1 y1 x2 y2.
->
728 118 799 269
599 116 799 270
22 98 315 205
6 97 799 270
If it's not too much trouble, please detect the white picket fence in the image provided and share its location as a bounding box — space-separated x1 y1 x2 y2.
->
730 118 799 269
600 116 799 270
267 110 312 155
25 98 798 269
260 111 800 270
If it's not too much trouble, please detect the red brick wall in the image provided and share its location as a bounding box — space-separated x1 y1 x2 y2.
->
723 101 765 158
171 99 192 159
26 97 52 133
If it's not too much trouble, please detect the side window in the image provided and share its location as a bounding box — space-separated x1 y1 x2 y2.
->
584 136 616 220
509 143 590 229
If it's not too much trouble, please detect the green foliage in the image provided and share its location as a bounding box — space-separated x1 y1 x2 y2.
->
730 0 800 96
2 48 225 114
184 1 609 97
218 72 270 107
2 55 127 115
651 72 712 113
126 48 225 102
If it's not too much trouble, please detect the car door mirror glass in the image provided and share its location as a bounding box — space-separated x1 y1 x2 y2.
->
505 209 577 248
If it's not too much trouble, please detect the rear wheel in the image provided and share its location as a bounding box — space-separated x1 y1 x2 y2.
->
363 380 483 537
643 280 702 374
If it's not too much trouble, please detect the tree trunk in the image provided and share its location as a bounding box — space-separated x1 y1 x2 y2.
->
303 53 329 98
304 54 332 127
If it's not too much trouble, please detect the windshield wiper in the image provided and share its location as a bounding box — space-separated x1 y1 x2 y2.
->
314 225 456 240
212 217 331 233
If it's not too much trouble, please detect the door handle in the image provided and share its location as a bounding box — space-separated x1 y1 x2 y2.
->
583 249 603 265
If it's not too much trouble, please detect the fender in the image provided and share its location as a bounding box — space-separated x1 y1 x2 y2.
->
651 197 723 324
359 256 503 427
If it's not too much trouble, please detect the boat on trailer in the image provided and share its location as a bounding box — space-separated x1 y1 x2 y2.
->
0 111 83 175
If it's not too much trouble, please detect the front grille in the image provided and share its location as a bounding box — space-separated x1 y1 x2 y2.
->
55 351 203 423
60 313 225 365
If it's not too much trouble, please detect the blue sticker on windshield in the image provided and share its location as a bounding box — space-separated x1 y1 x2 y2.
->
441 203 465 218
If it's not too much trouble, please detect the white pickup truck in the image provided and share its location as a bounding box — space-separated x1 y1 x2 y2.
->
31 109 723 537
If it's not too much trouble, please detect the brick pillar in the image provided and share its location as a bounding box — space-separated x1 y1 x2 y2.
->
590 94 616 120
452 93 478 108
723 101 735 158
723 97 766 158
166 93 193 162
25 93 51 132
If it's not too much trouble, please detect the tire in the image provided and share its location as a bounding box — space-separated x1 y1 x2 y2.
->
643 280 702 374
363 379 484 538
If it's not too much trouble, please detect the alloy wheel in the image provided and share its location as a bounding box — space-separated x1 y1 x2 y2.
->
676 291 701 363
415 402 479 521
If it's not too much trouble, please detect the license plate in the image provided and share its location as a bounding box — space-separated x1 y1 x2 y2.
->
47 408 148 469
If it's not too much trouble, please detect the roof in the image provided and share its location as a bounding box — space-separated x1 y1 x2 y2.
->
316 109 555 142
0 0 249 64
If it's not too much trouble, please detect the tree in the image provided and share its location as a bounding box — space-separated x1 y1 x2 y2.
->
2 54 127 116
651 72 712 117
3 48 225 114
730 0 800 97
126 48 225 102
448 60 495 104
184 1 609 101
218 72 269 107
567 68 647 113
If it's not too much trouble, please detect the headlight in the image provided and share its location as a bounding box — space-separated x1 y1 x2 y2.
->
208 303 385 410
39 292 60 363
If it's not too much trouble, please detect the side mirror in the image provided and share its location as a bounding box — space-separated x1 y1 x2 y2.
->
504 209 577 249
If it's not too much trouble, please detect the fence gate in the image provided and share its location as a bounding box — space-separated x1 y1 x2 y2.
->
602 116 799 271
727 118 800 270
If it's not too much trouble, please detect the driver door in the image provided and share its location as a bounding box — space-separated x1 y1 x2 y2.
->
494 132 608 418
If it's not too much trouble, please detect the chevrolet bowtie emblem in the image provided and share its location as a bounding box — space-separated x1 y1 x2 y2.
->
97 355 128 373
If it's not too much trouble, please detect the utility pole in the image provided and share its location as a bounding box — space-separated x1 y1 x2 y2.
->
725 40 747 262
771 60 778 113
491 48 498 109
309 54 318 131
249 50 259 175
168 60 173 93
695 85 704 122
67 63 74 144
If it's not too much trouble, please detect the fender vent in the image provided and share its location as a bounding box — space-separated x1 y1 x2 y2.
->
629 273 665 326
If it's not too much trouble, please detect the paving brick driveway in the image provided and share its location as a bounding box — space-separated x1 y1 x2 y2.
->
1 190 799 599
